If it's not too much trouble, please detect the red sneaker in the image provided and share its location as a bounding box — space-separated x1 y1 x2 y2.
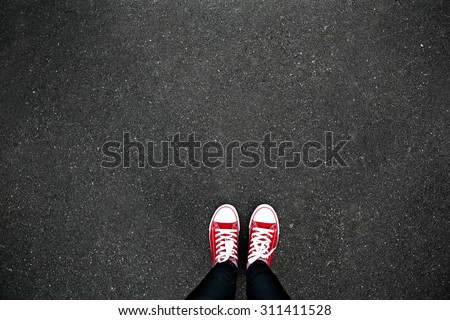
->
247 204 280 268
209 204 240 267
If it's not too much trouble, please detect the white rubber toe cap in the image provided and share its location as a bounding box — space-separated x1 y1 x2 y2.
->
252 204 277 223
213 205 238 223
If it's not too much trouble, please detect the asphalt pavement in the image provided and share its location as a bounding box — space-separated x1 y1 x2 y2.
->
0 0 449 299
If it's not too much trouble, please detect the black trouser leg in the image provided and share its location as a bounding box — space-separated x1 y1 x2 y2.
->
186 261 237 300
246 260 290 300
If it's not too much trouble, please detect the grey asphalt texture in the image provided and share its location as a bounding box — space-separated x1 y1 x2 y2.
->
1 0 449 299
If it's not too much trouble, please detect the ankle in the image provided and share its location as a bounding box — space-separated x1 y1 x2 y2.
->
228 259 238 268
216 259 238 269
246 258 268 269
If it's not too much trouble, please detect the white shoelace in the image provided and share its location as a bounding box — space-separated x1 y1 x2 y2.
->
215 229 238 263
247 227 275 265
